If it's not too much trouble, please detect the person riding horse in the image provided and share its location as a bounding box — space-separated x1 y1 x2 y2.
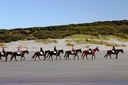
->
71 44 75 54
40 47 43 55
1 47 5 55
54 46 58 54
88 44 92 53
17 47 21 54
112 45 115 53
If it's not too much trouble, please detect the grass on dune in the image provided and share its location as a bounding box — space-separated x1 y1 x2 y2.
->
65 34 128 41
36 38 58 44
65 34 127 47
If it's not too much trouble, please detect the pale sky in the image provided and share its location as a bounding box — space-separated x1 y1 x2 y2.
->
0 0 128 29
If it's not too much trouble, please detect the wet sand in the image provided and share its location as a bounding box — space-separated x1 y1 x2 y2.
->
0 50 128 85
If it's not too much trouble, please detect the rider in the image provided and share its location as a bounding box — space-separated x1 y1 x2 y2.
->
1 47 5 55
17 47 21 54
71 44 75 54
112 45 115 53
88 44 92 53
40 47 43 55
54 46 57 54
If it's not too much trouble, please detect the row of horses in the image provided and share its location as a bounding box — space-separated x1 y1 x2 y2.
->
0 47 124 62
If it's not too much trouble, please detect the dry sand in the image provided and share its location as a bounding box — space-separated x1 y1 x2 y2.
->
0 39 128 85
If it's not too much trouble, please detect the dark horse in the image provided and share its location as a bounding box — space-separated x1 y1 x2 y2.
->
11 50 29 61
32 50 50 60
0 51 12 62
45 49 64 60
104 49 124 59
81 47 99 60
64 49 82 60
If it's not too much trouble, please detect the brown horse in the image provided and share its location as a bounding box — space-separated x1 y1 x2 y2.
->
0 51 12 62
64 49 82 60
104 49 124 59
11 50 29 61
81 47 99 60
32 50 50 60
46 49 64 60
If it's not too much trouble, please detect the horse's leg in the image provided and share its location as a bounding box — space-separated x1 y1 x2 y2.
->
38 56 41 60
48 55 50 60
109 54 112 59
86 55 89 60
45 54 49 60
20 56 22 61
32 53 35 59
14 56 17 61
10 55 13 61
115 53 118 59
92 54 93 60
81 53 84 59
20 54 24 61
92 54 96 59
65 54 67 60
104 53 107 58
56 55 58 60
64 53 67 60
5 56 8 62
44 55 46 60
68 54 70 60
23 56 25 61
94 55 96 59
51 55 53 60
34 55 37 60
73 54 76 60
104 53 109 59
82 54 84 60
76 54 79 60
64 53 66 58
0 55 1 60
82 54 86 60
58 55 61 60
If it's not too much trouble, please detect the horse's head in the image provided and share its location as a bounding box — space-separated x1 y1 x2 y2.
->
121 49 124 53
25 50 29 54
118 49 124 53
76 49 82 53
93 46 99 52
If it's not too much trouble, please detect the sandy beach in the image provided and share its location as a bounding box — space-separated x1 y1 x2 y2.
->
0 39 128 85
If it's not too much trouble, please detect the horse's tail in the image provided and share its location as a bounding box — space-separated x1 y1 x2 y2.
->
0 56 1 60
104 53 108 58
32 53 36 59
64 52 67 58
81 52 84 58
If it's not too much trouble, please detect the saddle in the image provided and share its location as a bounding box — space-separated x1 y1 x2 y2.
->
1 52 4 55
112 50 115 53
71 50 75 54
40 52 43 54
89 50 92 53
17 52 21 54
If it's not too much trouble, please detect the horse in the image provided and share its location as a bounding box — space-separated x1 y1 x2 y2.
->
45 49 64 60
10 50 29 61
64 49 82 60
81 47 99 60
0 51 13 62
104 49 124 59
32 50 50 60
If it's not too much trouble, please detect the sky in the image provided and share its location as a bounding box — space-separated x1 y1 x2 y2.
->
0 0 128 29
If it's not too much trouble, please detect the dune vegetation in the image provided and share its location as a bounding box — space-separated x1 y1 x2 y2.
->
0 20 128 44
